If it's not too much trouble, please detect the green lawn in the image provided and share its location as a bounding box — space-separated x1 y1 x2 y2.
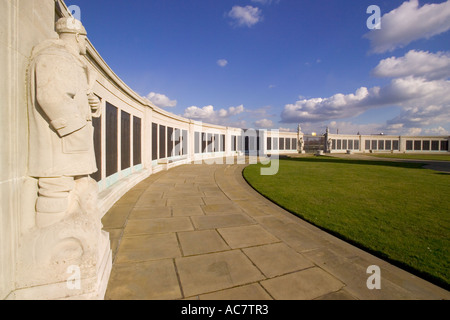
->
243 157 450 289
363 153 450 161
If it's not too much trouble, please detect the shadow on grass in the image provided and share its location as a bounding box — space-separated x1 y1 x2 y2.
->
433 172 450 176
278 155 427 170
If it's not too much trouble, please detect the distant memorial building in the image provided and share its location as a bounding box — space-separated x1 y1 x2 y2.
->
1 0 448 300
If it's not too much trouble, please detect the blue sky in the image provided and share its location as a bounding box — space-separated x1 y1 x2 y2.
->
70 0 450 135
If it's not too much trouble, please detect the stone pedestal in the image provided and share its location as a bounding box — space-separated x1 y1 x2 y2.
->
13 177 112 300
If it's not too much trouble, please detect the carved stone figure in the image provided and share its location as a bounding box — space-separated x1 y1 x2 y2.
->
17 17 111 299
28 17 101 228
327 138 332 152
298 137 304 153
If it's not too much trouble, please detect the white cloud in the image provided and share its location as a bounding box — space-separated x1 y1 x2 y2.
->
146 92 177 108
254 119 274 128
327 121 384 135
373 50 450 80
282 77 450 129
222 104 245 117
183 105 216 120
364 0 450 54
183 104 245 126
278 127 294 132
227 5 263 27
423 126 449 135
281 87 377 123
281 76 450 134
281 48 450 135
217 59 228 67
251 0 280 5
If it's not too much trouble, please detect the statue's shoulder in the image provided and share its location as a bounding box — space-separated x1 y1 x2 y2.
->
31 39 73 62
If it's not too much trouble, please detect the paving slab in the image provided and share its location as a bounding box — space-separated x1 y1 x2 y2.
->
178 230 230 256
103 161 450 300
101 205 133 229
124 217 194 235
115 233 181 264
191 213 255 230
242 243 314 278
105 259 182 300
217 225 280 249
128 207 171 219
198 283 273 300
175 250 265 297
172 205 204 217
260 267 345 300
201 203 244 215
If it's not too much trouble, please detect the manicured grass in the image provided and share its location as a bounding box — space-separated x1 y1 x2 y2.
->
243 157 450 288
363 153 450 161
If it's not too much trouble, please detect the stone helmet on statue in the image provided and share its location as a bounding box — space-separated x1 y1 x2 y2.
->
55 17 87 35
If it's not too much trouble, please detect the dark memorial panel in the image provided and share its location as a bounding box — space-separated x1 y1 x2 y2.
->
441 140 448 151
354 140 359 150
371 140 377 150
286 138 291 150
91 115 102 182
174 128 181 156
414 140 421 151
195 132 200 154
292 138 297 150
152 123 158 160
105 102 118 177
348 140 353 150
202 133 207 153
257 137 260 154
393 140 399 150
365 140 370 150
221 134 225 152
167 127 174 157
337 140 342 150
207 133 213 152
159 125 166 158
431 140 439 151
279 138 285 150
267 137 272 151
378 140 384 150
423 140 430 151
121 111 131 170
245 136 250 152
273 137 278 150
385 140 391 151
342 140 347 150
182 130 188 155
214 134 219 152
406 140 413 151
133 116 141 165
232 135 237 151
332 139 336 150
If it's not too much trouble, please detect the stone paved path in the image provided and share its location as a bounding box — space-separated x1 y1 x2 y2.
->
102 159 450 300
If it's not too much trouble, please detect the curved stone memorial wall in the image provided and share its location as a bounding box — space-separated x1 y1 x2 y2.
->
1 0 448 300
0 0 298 300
